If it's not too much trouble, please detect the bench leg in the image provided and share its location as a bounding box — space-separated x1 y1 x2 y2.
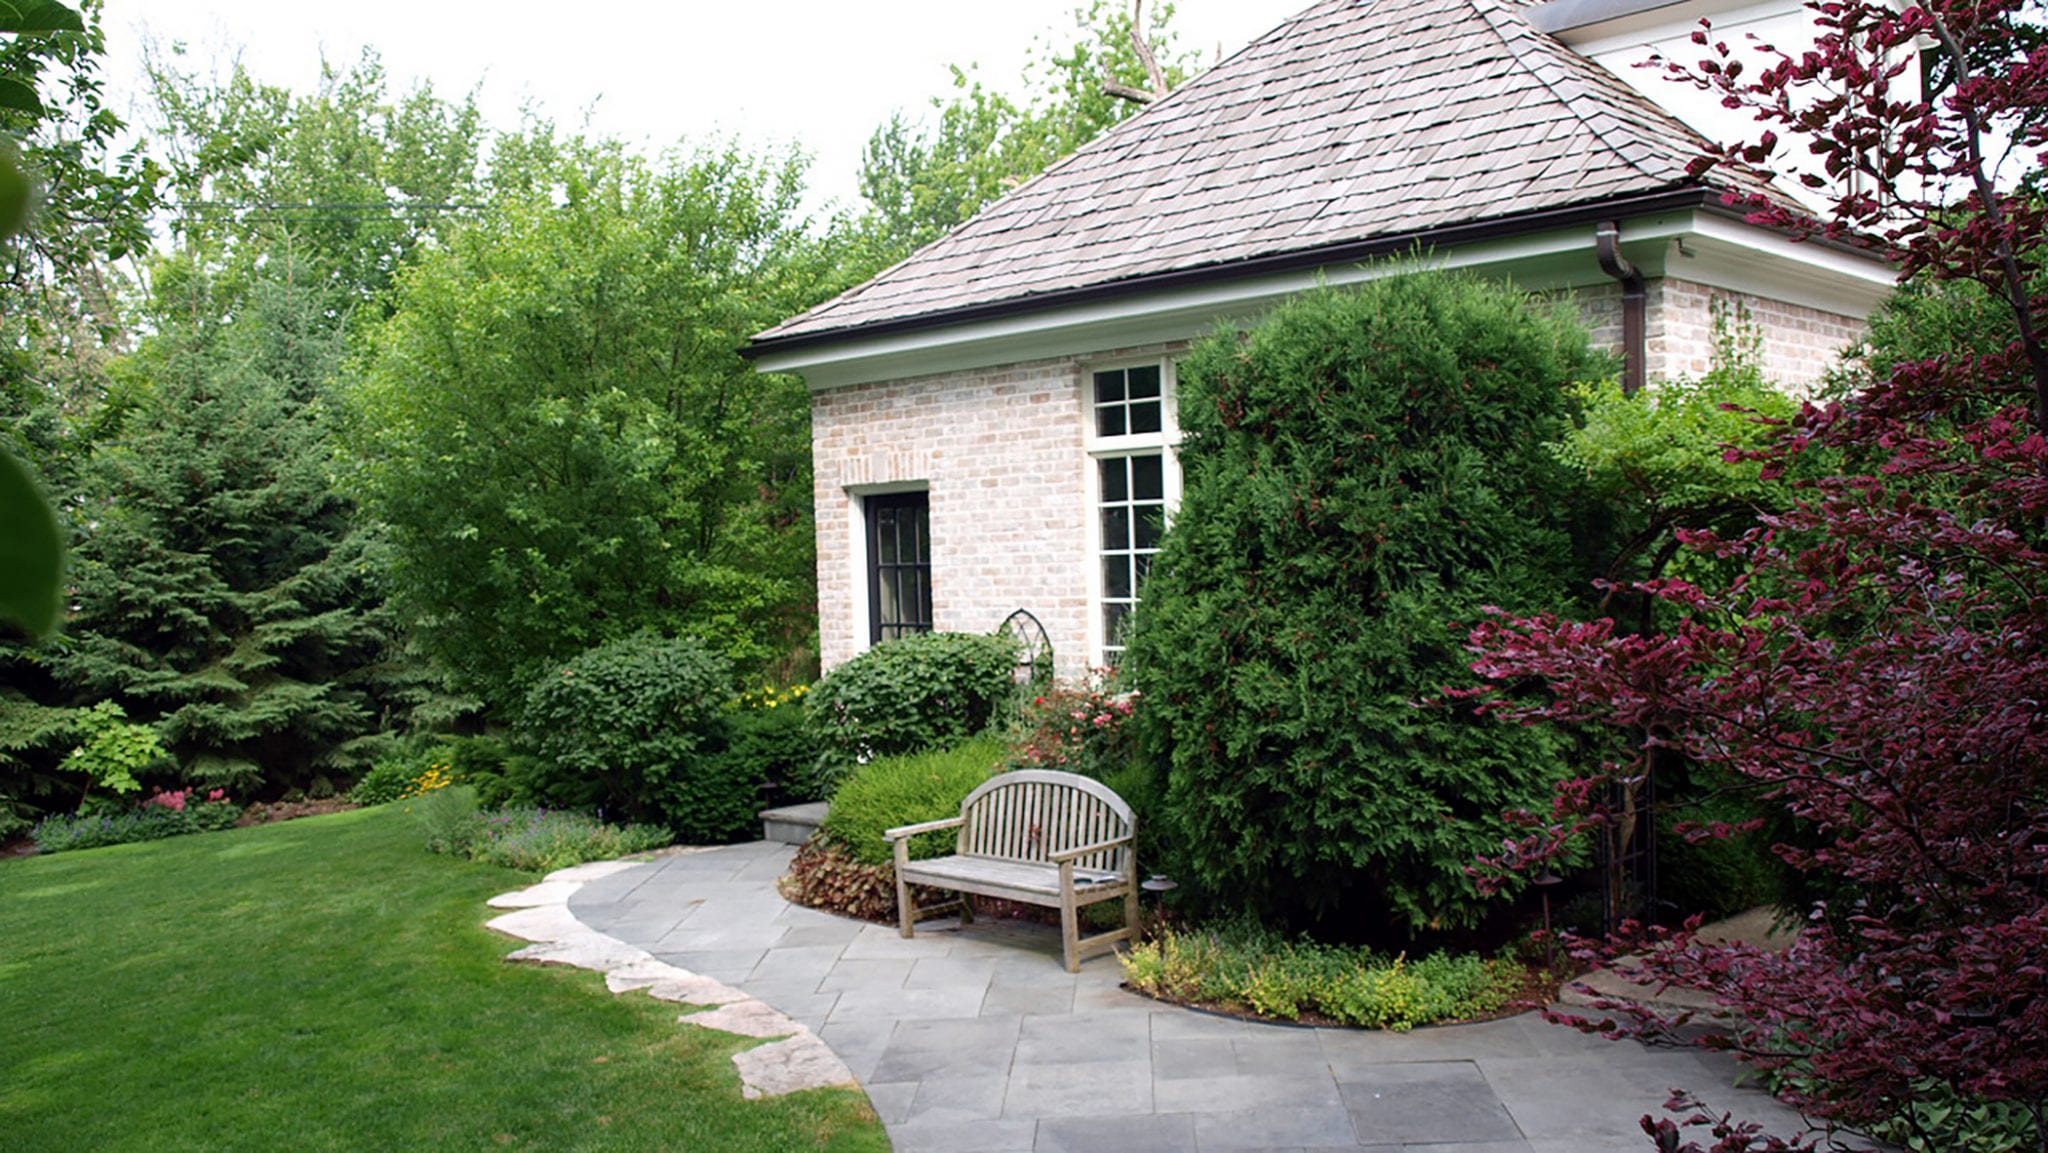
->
893 840 916 939
1059 864 1081 973
959 892 975 926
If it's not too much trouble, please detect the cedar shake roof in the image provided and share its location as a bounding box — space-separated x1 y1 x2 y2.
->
754 0 1765 349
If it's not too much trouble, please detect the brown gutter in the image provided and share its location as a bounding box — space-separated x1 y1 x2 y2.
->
1595 220 1647 395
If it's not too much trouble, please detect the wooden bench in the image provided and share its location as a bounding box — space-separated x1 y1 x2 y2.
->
885 770 1138 972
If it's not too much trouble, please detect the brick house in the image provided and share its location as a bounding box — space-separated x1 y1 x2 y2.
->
745 0 1896 677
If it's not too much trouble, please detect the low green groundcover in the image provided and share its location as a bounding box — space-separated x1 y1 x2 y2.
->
0 806 885 1152
1121 920 1522 1032
407 784 672 873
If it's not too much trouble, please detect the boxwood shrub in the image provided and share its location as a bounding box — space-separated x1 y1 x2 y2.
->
804 631 1017 792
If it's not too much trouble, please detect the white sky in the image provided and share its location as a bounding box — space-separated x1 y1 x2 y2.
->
101 0 1311 216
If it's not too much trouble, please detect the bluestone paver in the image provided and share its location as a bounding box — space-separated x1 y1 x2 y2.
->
568 842 1813 1152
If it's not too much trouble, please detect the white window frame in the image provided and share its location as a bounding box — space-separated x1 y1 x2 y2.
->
1083 359 1182 668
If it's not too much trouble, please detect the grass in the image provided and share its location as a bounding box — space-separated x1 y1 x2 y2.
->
0 806 887 1153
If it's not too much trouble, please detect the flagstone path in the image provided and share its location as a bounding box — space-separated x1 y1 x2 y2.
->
556 840 1810 1153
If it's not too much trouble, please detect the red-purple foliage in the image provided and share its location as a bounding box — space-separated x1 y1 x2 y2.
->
1467 2 2048 1149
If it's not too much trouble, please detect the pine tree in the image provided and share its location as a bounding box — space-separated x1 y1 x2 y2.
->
37 274 408 794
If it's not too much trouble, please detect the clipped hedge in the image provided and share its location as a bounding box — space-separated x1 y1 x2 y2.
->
1126 271 1600 936
820 736 1006 866
804 631 1016 791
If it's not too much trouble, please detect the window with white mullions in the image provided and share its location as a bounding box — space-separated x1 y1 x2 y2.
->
1089 361 1180 667
1093 364 1164 439
1098 452 1168 662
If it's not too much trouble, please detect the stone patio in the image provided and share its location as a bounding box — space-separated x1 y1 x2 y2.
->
564 840 1811 1153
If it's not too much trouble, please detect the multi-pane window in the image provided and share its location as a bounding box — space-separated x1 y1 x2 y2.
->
866 492 931 645
1089 363 1177 665
1093 364 1163 438
1098 453 1166 661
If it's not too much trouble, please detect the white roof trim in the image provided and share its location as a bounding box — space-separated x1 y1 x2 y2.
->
754 211 1892 391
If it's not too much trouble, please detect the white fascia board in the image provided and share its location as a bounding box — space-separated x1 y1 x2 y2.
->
1546 0 1905 54
1677 213 1897 316
755 219 1689 391
1555 0 1801 55
756 209 1894 392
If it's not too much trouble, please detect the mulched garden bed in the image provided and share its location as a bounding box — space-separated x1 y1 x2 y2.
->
236 798 359 826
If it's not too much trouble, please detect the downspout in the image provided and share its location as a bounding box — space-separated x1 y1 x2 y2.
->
1595 221 1647 395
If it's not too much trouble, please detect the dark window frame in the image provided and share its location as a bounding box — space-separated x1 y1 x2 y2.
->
866 491 933 645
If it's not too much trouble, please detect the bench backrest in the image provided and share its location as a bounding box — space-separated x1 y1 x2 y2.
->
956 770 1134 875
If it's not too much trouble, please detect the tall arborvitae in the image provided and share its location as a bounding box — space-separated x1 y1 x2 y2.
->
39 274 411 794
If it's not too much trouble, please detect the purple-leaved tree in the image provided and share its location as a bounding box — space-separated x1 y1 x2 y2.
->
1466 1 2048 1149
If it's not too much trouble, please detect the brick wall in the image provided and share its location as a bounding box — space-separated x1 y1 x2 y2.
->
1650 278 1866 390
814 351 1175 678
1569 278 1865 389
810 283 1866 675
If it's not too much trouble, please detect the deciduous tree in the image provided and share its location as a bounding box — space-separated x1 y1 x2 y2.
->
1468 2 2048 1148
858 0 1200 253
347 136 831 716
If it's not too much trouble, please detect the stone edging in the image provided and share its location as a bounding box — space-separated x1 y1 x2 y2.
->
483 858 858 1100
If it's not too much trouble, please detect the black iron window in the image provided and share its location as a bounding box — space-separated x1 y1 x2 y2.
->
867 491 932 645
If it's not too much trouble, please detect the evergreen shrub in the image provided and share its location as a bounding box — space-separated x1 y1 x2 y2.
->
719 692 817 807
804 631 1016 790
1125 271 1600 936
519 632 753 842
819 736 1006 866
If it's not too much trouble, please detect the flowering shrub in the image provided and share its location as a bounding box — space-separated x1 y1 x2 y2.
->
731 683 809 712
1005 673 1139 781
32 789 241 854
398 763 455 799
722 682 820 806
349 741 455 806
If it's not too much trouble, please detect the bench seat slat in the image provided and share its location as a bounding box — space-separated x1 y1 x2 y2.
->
890 769 1139 971
899 854 1122 901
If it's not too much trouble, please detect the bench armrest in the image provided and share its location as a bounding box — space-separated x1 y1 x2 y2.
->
884 815 965 841
1048 834 1132 864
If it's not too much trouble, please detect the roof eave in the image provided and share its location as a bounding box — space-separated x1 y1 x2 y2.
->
745 184 1891 365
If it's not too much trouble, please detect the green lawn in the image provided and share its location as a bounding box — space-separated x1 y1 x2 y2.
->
0 806 887 1152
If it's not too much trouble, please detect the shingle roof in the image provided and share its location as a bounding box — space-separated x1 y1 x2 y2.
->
755 0 1760 347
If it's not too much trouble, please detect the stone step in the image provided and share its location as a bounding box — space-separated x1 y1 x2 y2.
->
1557 907 1797 1025
758 801 828 846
